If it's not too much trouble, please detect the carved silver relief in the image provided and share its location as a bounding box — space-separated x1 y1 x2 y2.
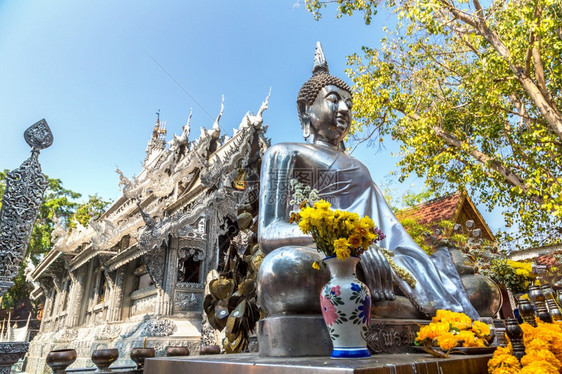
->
174 292 201 311
94 324 121 340
53 328 78 343
141 243 166 288
131 296 156 316
142 318 176 337
0 120 52 296
175 282 204 290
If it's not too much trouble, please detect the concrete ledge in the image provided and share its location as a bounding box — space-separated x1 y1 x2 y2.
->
145 352 492 374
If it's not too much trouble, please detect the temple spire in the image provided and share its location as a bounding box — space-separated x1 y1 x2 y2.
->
144 110 167 164
211 96 224 138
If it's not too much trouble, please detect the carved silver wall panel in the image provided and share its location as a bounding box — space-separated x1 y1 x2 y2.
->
174 292 202 312
142 318 177 337
130 295 157 316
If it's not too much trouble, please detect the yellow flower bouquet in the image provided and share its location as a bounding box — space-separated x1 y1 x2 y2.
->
295 199 385 261
415 309 493 357
288 179 385 263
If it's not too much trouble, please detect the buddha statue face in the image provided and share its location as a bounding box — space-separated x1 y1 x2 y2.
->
304 85 352 146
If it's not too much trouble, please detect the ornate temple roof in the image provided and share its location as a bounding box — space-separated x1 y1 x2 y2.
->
29 95 270 289
396 191 495 242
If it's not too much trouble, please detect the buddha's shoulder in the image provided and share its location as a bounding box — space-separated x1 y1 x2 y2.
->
264 143 318 157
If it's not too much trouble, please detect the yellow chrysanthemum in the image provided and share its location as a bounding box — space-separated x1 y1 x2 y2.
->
312 261 320 270
313 200 331 210
334 238 351 260
298 218 311 234
348 234 362 248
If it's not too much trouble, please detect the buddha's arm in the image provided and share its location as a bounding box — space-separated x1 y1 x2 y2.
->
257 144 314 254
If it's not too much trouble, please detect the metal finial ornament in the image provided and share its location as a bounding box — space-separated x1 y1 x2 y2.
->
312 41 329 76
0 119 52 296
24 119 53 150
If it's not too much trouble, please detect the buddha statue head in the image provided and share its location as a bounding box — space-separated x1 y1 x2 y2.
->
297 42 353 148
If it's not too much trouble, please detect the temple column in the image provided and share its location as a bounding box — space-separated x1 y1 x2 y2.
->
67 266 86 327
162 237 178 316
107 268 125 322
154 238 173 316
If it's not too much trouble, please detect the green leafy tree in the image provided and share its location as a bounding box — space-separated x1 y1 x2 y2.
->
0 171 111 315
307 0 562 248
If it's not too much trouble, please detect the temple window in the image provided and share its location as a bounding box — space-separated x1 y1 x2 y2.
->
97 273 107 304
177 248 203 284
133 263 153 291
178 256 200 283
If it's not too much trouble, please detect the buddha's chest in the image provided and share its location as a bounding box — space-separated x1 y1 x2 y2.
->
291 151 372 203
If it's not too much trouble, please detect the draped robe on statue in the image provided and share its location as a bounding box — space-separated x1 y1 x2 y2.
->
258 142 479 320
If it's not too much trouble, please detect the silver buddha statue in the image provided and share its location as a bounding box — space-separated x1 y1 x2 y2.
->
256 42 479 356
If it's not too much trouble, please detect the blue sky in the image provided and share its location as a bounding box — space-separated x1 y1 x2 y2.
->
0 1 506 233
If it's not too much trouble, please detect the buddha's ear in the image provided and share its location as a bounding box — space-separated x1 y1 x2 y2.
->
299 102 312 139
303 120 311 140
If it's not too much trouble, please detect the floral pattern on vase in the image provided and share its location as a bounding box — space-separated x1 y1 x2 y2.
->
320 256 371 359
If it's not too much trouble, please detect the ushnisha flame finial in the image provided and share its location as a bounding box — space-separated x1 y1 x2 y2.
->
312 41 329 76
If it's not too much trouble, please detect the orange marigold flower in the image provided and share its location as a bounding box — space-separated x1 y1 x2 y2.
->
519 360 558 374
521 349 562 370
472 320 491 338
456 330 477 347
415 322 450 342
436 332 458 350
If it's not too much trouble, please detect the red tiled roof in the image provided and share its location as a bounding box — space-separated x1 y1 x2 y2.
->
536 254 559 268
396 192 462 227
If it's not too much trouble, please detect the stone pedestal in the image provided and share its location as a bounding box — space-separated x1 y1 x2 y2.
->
258 316 428 357
257 315 332 357
366 319 428 354
145 352 493 374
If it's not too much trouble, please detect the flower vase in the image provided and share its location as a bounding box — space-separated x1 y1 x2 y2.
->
320 256 371 359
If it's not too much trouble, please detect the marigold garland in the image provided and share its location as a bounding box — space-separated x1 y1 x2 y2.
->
488 319 562 374
415 309 492 356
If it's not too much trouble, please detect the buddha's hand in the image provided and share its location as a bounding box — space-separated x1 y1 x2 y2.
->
360 247 396 301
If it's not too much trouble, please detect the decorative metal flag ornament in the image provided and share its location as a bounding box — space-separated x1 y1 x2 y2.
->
0 119 53 297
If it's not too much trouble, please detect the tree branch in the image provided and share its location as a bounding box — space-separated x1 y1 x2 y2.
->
431 124 545 206
508 94 532 130
438 0 562 140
